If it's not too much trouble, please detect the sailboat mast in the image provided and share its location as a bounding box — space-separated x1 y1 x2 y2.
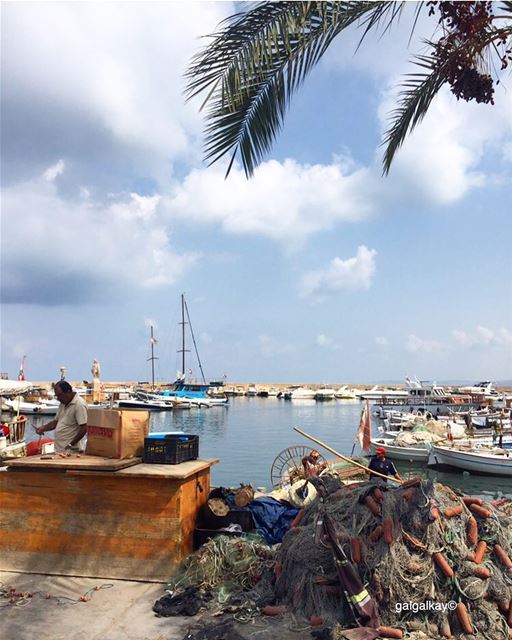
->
178 293 190 378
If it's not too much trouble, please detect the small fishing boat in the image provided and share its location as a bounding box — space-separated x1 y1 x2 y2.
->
369 436 430 462
428 443 512 476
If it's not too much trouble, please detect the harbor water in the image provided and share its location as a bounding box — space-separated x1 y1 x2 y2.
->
22 397 512 498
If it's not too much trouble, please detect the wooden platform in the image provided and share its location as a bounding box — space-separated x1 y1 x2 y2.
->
0 458 218 582
5 454 141 472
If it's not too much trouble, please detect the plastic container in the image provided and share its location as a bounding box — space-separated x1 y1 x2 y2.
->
146 431 185 439
143 434 199 464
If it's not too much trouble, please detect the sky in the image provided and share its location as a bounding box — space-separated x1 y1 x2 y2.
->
1 2 511 385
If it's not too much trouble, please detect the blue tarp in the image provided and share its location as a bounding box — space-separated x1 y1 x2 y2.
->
225 495 298 545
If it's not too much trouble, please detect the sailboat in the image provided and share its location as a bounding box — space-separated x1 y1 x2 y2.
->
159 294 228 406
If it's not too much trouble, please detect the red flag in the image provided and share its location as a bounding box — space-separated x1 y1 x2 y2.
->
356 400 372 452
17 355 26 381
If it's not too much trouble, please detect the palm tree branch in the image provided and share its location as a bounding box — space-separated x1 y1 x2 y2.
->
382 55 446 175
185 1 408 176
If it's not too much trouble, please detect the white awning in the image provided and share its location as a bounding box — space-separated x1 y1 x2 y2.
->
0 379 33 396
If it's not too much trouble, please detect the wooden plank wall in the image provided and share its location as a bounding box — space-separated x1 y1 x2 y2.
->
0 468 210 582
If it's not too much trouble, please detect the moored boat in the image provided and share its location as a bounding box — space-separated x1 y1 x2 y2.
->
428 443 512 476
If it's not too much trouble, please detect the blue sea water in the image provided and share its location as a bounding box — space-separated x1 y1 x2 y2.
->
21 397 511 498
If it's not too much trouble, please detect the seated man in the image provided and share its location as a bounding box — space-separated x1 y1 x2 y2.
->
301 449 328 478
368 447 401 483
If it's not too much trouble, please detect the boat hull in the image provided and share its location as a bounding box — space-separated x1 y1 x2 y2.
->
369 439 428 462
428 445 512 476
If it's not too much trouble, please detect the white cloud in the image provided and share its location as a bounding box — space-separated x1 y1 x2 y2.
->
44 159 65 182
258 335 295 358
299 245 377 299
2 2 233 184
2 164 199 303
452 326 512 349
375 336 389 347
166 159 375 242
316 334 343 351
317 334 332 347
406 334 442 354
144 318 158 330
200 332 213 345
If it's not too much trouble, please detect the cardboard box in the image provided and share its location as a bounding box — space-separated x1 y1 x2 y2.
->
86 409 149 459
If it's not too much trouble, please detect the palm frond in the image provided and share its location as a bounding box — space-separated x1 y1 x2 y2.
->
382 54 446 175
185 1 407 177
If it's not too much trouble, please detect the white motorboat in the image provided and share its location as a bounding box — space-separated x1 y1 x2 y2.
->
428 443 512 476
359 385 409 401
334 386 358 400
290 387 316 400
3 399 59 415
315 387 336 401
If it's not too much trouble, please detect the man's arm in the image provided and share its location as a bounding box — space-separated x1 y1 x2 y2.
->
35 420 57 435
389 461 402 481
68 424 87 447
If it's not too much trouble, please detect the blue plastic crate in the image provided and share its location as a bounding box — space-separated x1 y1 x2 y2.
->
143 434 199 464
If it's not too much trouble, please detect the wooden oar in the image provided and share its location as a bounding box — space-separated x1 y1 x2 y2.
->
293 426 404 485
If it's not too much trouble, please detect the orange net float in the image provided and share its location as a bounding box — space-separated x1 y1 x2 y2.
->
473 566 491 579
462 496 483 507
466 516 478 547
364 495 381 516
377 626 403 638
473 540 487 565
469 503 492 519
383 517 394 545
494 544 512 570
350 538 362 564
369 525 383 542
456 602 474 635
443 504 464 518
433 552 454 578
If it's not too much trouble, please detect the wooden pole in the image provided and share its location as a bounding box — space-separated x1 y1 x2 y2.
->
293 426 404 485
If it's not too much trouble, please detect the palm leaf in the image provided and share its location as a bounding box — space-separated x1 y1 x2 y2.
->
185 1 408 177
382 54 446 175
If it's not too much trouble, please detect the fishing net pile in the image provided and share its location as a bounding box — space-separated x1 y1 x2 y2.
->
159 535 277 618
274 478 512 639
